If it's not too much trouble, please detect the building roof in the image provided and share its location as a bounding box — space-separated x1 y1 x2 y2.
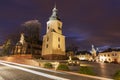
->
49 5 60 21
76 50 91 55
101 48 120 53
16 42 22 46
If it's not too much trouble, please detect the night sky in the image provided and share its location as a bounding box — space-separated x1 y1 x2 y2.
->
0 0 120 50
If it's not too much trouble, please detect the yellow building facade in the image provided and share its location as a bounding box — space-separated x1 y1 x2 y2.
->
42 6 66 60
97 51 120 63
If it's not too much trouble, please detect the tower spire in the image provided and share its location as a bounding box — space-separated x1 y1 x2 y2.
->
49 4 60 20
54 3 56 9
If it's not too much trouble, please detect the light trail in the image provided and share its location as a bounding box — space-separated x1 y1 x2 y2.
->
0 60 65 74
0 61 70 80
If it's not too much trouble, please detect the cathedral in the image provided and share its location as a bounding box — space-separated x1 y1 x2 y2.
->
12 6 66 60
12 20 42 58
42 6 66 60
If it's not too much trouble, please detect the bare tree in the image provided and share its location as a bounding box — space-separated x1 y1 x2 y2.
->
22 20 41 43
2 39 12 56
22 20 41 54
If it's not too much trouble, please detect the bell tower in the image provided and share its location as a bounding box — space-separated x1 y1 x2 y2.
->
42 5 66 60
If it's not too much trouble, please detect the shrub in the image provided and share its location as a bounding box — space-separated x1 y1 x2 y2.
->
111 61 118 64
72 57 79 60
44 62 53 68
104 61 109 63
114 70 120 80
57 64 69 71
78 66 95 75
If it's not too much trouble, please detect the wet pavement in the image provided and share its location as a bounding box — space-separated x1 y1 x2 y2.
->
80 61 120 78
0 60 113 80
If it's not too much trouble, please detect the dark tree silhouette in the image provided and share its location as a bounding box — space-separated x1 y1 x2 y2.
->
2 39 12 56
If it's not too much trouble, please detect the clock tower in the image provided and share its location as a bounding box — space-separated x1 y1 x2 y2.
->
42 5 66 60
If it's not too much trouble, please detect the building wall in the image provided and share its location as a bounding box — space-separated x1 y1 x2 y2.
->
76 54 92 61
42 19 66 59
13 42 42 58
41 6 66 60
47 20 62 34
42 32 65 56
97 51 120 63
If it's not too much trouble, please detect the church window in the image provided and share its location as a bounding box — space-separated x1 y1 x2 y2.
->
58 44 60 48
46 44 48 48
104 54 106 57
58 27 61 30
47 37 49 41
58 37 60 42
115 53 117 56
112 54 114 56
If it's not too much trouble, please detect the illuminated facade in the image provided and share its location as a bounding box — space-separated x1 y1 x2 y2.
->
76 45 97 61
97 51 120 63
42 6 66 60
76 53 92 61
12 20 42 58
13 33 42 58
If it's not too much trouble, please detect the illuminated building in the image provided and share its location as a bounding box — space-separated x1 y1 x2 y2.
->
42 5 66 60
12 20 42 58
76 45 97 61
97 51 120 63
76 53 92 61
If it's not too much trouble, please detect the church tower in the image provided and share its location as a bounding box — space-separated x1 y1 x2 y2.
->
42 5 66 60
90 45 97 61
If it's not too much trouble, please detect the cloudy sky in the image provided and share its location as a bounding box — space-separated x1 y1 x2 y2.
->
0 0 120 50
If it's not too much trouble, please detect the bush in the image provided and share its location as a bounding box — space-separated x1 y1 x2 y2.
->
104 61 109 63
78 66 95 75
44 62 53 68
114 70 120 80
72 57 79 60
57 64 69 71
111 61 118 64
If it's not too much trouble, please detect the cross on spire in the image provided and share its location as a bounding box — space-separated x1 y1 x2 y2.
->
49 4 60 20
54 3 56 9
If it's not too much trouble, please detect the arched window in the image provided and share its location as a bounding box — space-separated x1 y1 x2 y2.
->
46 44 48 48
58 37 60 42
47 37 49 42
104 54 106 57
58 44 60 48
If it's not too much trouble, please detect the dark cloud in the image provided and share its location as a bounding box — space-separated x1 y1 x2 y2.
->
0 0 120 50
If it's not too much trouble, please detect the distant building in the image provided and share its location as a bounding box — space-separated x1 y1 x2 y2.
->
12 20 42 58
97 51 120 63
76 53 92 61
42 6 66 60
76 45 120 64
90 45 98 61
76 45 98 61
